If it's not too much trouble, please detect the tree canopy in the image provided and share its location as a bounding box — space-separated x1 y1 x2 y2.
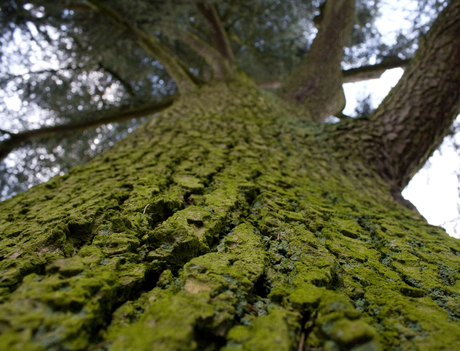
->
0 0 452 200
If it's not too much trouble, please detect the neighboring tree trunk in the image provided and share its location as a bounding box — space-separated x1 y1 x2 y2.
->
0 82 459 351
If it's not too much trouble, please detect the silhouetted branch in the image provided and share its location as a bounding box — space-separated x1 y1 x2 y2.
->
164 26 235 81
258 59 410 89
343 58 411 83
97 62 138 98
0 96 176 161
86 0 197 93
196 1 235 67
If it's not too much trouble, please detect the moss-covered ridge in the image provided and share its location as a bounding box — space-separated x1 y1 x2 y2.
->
0 82 459 350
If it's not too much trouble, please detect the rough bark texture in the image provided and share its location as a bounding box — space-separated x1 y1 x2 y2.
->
353 0 460 191
281 0 355 122
1 82 460 351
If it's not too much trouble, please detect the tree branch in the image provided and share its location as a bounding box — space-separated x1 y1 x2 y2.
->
257 58 412 89
220 0 237 26
351 1 460 191
86 0 197 93
97 62 138 98
280 0 355 122
164 26 235 81
196 1 235 67
0 96 176 162
342 58 411 83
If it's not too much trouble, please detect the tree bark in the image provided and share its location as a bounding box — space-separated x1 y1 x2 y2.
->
164 26 236 81
281 0 355 122
348 0 460 191
196 1 236 67
0 82 459 351
257 58 412 89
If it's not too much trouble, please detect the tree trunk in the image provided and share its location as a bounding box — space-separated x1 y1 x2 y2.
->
0 82 459 351
281 0 355 122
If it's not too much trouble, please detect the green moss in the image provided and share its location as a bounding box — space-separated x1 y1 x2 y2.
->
173 175 205 191
330 319 376 347
0 82 460 350
223 308 300 351
107 222 268 350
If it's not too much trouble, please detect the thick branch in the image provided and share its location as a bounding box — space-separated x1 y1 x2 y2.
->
164 26 235 81
86 0 196 93
342 58 411 83
352 1 460 191
280 0 355 122
0 97 176 162
257 58 412 88
196 1 235 67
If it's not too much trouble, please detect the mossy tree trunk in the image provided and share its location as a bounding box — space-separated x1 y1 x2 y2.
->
1 81 460 351
1 1 460 351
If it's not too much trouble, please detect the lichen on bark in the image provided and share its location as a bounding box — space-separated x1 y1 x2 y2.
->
0 82 460 351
